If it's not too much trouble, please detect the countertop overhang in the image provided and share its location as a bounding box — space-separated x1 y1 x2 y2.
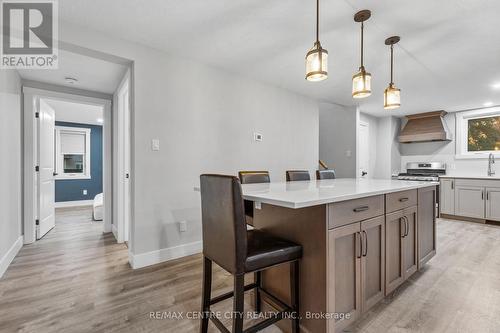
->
242 178 438 209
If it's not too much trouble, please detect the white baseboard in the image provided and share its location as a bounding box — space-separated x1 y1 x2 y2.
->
55 200 94 208
130 241 202 269
0 236 23 279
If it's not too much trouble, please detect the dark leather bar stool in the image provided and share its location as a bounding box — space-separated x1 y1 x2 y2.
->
200 174 302 333
286 170 311 182
238 171 270 225
316 169 336 180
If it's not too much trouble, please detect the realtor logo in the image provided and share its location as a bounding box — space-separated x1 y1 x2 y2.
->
1 0 58 68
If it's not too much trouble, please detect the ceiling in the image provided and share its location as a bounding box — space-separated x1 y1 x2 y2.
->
44 98 104 125
58 0 500 116
18 49 127 94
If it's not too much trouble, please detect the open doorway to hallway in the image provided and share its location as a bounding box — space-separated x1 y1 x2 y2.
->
20 49 132 250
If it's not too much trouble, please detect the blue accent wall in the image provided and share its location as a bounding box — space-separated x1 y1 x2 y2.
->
55 121 103 202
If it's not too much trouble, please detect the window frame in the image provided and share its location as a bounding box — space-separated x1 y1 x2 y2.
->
55 126 91 180
455 106 500 159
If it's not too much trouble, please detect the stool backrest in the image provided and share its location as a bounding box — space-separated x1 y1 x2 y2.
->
286 170 311 182
316 169 336 180
238 171 270 184
200 174 247 274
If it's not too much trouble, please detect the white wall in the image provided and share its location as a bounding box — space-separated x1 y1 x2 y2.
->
359 113 379 178
0 69 23 278
319 103 357 178
374 116 401 179
58 23 319 262
400 112 493 175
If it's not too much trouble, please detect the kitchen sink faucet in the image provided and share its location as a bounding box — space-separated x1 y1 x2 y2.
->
488 153 496 176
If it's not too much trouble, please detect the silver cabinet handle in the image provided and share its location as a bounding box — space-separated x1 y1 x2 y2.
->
353 206 369 212
399 197 409 202
404 217 409 237
362 230 368 257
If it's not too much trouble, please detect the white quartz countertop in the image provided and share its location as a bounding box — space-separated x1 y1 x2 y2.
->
440 174 500 180
241 178 438 209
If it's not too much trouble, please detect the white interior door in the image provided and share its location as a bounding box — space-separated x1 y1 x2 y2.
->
123 88 131 242
37 99 56 239
358 122 370 178
116 75 131 243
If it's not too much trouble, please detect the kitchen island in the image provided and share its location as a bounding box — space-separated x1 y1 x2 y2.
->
242 178 438 333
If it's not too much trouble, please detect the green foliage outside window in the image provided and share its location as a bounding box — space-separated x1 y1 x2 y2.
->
468 116 500 151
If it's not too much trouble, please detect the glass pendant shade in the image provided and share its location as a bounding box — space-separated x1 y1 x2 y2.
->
352 67 372 98
384 84 401 109
305 43 328 81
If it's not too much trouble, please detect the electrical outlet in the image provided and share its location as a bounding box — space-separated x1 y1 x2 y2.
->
179 221 187 232
83 189 87 195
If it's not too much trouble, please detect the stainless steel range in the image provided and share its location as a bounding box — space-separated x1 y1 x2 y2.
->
397 162 446 182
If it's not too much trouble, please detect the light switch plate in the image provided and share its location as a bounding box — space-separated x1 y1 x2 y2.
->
83 189 87 195
151 139 160 151
255 202 262 210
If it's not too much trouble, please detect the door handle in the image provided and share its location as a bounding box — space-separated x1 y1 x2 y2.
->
125 173 130 179
482 190 484 200
353 206 369 212
487 191 489 200
404 217 409 237
53 172 58 176
356 232 362 258
451 181 454 190
361 171 368 176
362 230 368 257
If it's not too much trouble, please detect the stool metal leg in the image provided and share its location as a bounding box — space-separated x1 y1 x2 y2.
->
232 274 245 333
200 256 212 333
290 260 300 333
254 271 261 312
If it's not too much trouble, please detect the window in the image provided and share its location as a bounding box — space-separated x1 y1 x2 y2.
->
55 126 91 179
456 107 500 158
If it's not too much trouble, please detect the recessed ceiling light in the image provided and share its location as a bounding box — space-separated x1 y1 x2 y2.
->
492 82 500 90
65 77 78 84
483 101 494 107
96 118 104 123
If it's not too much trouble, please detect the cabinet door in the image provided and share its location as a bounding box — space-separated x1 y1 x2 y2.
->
385 210 404 295
403 206 418 279
440 179 455 215
418 186 436 268
486 187 500 221
360 216 385 312
455 185 485 219
329 223 362 332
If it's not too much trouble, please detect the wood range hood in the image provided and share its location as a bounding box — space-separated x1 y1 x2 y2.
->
399 111 452 143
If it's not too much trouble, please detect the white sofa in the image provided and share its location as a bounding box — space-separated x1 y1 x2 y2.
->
93 193 103 221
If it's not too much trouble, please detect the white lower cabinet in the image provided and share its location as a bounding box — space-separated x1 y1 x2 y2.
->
440 179 455 215
441 178 500 221
486 187 500 220
454 185 485 219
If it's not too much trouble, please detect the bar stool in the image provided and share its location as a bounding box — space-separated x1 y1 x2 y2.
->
286 170 310 182
316 169 336 180
200 174 302 333
238 171 270 225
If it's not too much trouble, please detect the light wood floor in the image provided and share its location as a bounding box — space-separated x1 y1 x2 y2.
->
1 211 500 333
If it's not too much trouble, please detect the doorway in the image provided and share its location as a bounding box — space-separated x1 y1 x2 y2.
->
23 88 112 241
358 121 370 178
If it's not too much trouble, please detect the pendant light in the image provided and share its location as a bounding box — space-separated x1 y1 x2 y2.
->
384 36 401 109
352 10 372 98
305 0 328 81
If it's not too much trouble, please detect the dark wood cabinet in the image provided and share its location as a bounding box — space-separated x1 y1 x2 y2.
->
418 186 437 267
